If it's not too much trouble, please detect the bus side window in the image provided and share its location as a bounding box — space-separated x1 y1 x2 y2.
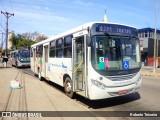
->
50 41 56 57
36 44 43 58
14 52 16 58
64 35 72 58
16 53 18 58
56 38 63 58
57 49 62 57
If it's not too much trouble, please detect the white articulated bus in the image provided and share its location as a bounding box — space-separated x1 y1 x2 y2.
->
10 50 30 68
31 22 142 100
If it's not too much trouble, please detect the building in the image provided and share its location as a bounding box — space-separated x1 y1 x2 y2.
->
138 28 160 66
8 32 13 50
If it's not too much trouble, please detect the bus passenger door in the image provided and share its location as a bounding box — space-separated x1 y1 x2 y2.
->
72 35 87 95
44 45 49 78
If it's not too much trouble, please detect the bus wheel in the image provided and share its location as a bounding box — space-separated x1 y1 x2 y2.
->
16 62 18 68
64 77 74 98
38 69 42 81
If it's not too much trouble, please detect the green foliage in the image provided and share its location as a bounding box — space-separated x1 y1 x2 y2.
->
10 33 19 50
9 32 37 50
36 35 47 42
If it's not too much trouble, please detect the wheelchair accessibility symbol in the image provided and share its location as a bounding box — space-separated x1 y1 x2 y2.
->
123 61 129 69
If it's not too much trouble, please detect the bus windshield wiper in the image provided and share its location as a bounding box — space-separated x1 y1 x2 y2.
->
104 32 112 39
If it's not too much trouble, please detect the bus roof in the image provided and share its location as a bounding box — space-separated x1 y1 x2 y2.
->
31 22 137 48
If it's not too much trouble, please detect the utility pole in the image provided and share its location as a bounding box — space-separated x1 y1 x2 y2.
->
1 11 14 56
156 0 159 68
153 0 158 73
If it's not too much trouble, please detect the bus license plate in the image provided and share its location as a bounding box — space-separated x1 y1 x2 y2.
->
118 90 128 95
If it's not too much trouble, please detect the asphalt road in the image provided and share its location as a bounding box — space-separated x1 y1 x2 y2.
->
22 68 160 120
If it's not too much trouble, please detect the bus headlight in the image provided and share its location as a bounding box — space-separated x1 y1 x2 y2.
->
91 79 107 90
135 76 142 85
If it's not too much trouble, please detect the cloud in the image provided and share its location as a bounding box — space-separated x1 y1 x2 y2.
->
14 10 69 22
45 7 49 10
35 6 41 9
10 10 72 35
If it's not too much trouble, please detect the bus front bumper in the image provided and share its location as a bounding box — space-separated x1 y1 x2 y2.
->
88 80 141 100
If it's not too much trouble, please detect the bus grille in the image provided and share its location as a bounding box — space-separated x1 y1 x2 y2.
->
105 73 137 81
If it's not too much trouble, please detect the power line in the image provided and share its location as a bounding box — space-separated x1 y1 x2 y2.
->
0 0 7 32
0 22 5 31
8 0 14 13
10 19 31 29
0 14 5 31
0 29 5 33
0 0 7 12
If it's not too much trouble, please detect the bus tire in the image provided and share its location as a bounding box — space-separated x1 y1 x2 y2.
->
38 69 42 81
16 61 18 68
64 77 74 98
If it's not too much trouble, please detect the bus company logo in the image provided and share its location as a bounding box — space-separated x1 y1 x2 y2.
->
61 63 67 68
49 62 68 69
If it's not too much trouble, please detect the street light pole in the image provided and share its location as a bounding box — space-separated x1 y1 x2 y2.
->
153 0 158 73
156 0 159 68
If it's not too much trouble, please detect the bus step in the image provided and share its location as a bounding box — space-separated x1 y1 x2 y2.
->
75 90 85 97
45 77 50 81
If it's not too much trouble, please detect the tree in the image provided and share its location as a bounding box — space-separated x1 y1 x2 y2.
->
36 35 47 42
9 32 19 50
9 32 37 50
21 32 48 42
30 31 48 42
17 39 36 50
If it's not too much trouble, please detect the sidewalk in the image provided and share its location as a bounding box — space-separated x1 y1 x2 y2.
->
0 61 12 68
0 67 104 120
142 66 160 77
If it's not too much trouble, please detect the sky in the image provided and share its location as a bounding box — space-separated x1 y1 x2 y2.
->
0 0 160 37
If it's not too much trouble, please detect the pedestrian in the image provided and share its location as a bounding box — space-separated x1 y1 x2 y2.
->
2 55 8 67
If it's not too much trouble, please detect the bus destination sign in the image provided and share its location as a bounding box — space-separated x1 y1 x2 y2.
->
96 24 137 36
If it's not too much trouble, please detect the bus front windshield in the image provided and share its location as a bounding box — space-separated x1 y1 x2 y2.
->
18 50 30 61
91 35 141 76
